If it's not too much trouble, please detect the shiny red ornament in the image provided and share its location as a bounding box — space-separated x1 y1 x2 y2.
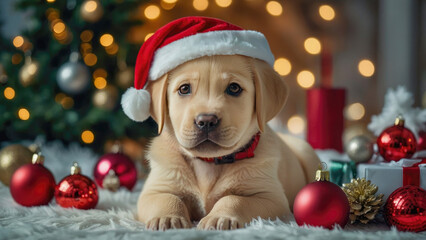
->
93 152 137 190
293 167 350 229
10 153 55 207
55 163 98 209
377 116 416 162
384 185 426 232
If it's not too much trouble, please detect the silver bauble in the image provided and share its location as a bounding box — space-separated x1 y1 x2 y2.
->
345 135 374 163
57 60 90 95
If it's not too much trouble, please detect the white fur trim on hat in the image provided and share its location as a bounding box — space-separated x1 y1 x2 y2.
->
148 30 275 81
121 87 151 122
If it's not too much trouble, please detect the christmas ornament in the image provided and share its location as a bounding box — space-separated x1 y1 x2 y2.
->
10 153 55 207
55 162 98 209
80 0 103 23
94 146 137 191
115 66 134 89
19 56 39 87
384 185 426 232
417 130 426 151
57 52 90 95
345 135 374 163
377 116 417 162
93 85 118 110
293 164 350 229
342 178 384 224
0 144 33 186
102 169 120 192
122 16 274 122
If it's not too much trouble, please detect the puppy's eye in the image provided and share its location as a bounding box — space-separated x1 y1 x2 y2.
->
178 84 191 96
225 83 242 96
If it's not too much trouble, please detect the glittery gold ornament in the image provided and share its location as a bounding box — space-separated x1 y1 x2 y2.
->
93 85 118 110
80 0 104 23
342 178 384 224
19 57 39 87
0 144 33 185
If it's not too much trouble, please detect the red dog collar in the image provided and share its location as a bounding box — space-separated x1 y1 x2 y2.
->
198 132 261 165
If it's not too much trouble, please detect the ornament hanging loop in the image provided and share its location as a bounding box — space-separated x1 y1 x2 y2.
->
71 162 81 175
395 115 405 127
315 162 330 181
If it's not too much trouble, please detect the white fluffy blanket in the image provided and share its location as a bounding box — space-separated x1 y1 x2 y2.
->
0 141 424 240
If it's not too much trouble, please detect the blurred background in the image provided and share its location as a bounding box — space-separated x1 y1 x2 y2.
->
0 0 425 156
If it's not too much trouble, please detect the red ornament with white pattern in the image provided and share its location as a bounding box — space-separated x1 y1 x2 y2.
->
377 116 417 162
55 162 98 209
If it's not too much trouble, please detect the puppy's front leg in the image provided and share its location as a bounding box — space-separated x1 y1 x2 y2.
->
138 192 192 230
197 192 290 230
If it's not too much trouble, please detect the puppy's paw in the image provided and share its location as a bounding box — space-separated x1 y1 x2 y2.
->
197 215 246 230
146 216 191 231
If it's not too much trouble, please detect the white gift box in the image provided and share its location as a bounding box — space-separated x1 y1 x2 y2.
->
357 159 426 201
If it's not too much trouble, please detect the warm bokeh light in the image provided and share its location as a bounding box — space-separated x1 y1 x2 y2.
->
18 108 30 120
46 0 55 2
193 0 209 11
266 1 283 16
345 102 365 120
304 37 321 55
55 93 66 103
100 33 114 47
94 77 107 89
144 33 154 42
161 0 176 10
13 36 24 48
4 87 15 100
80 30 93 42
216 0 232 8
11 53 23 65
358 59 375 77
105 43 119 55
274 58 292 76
319 5 335 21
53 21 66 34
61 96 74 109
80 43 92 55
84 53 97 66
93 68 107 79
27 63 38 75
297 70 315 88
287 115 305 134
84 0 98 13
163 0 177 3
144 5 160 20
81 130 95 144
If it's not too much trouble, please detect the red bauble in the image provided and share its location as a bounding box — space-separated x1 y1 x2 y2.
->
417 130 426 151
10 154 56 207
93 152 137 190
377 117 416 162
384 185 426 232
293 181 350 229
55 164 98 210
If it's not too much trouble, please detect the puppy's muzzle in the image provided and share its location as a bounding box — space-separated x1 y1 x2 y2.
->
195 114 220 132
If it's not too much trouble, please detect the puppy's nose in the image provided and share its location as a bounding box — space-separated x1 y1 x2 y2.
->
195 114 219 131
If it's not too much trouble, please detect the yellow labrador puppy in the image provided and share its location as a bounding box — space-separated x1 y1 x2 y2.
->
137 55 320 230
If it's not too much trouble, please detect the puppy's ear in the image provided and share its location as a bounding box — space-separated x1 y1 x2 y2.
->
147 74 168 135
252 59 288 132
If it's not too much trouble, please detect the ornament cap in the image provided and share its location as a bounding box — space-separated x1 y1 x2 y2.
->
32 152 44 164
71 162 81 175
395 115 405 127
315 163 330 181
102 169 120 192
111 142 123 154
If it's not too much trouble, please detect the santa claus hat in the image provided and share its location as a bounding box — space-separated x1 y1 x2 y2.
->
122 16 275 122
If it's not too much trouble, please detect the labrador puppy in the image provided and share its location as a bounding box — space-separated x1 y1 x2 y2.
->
137 55 320 230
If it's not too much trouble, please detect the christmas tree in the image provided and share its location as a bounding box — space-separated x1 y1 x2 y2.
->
0 0 157 152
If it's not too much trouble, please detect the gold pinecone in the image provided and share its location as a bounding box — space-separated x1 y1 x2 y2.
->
342 178 384 224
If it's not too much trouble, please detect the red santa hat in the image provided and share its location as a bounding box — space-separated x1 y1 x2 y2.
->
122 16 275 122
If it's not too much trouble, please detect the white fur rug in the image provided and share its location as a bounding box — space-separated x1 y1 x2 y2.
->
0 141 425 240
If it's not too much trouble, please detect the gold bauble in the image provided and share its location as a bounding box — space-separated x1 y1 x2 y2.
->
0 144 33 185
80 0 104 23
93 85 118 110
19 59 39 87
115 67 134 89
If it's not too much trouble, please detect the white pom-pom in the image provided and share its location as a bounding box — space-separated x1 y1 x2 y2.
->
368 86 426 138
121 87 151 122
